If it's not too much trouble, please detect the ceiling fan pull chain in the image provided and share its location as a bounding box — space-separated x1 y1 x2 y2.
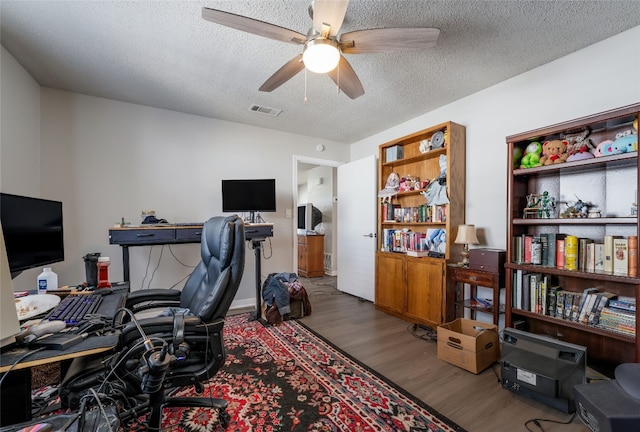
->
337 61 340 94
304 68 308 104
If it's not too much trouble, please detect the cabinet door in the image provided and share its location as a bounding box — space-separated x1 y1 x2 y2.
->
375 253 404 314
405 258 445 326
298 243 307 273
307 236 325 275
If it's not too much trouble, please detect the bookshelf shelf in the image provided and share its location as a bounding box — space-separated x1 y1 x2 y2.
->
505 103 640 375
513 217 637 225
505 262 640 284
511 308 635 343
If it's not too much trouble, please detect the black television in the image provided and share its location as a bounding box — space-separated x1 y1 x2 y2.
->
0 192 64 277
297 203 322 232
501 328 586 413
222 179 276 223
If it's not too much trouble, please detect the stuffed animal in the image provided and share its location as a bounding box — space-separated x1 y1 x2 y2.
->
512 147 523 169
565 128 596 162
539 140 569 166
519 141 543 168
594 140 615 157
612 130 638 154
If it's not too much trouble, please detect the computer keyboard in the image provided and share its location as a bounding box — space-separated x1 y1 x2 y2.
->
47 294 103 325
174 222 204 226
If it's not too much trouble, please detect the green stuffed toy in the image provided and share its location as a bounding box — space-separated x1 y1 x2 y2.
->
519 141 543 168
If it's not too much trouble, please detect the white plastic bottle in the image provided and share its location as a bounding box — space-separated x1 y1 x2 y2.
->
37 267 58 294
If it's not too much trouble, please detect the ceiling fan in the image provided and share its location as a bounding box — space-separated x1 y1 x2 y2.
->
201 0 440 99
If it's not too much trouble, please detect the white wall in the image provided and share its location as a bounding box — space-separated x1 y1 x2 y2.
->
351 26 640 250
1 55 350 301
0 46 40 194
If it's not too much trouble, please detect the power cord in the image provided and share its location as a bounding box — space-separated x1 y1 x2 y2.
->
0 347 46 388
524 412 577 432
408 323 437 342
146 245 165 289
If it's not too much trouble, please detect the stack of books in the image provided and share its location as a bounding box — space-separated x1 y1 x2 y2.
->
597 296 636 337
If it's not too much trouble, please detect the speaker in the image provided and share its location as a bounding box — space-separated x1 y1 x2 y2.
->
573 380 640 432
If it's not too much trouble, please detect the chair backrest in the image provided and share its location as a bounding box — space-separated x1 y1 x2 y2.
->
179 215 245 321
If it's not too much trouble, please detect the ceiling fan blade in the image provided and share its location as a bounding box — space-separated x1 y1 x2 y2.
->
327 55 364 99
340 28 440 54
312 0 349 37
202 7 306 45
259 55 305 92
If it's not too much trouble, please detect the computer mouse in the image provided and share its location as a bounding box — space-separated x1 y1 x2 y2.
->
615 363 640 400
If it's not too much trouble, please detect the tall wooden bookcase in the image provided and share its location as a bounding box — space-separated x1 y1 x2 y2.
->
375 121 466 329
505 103 640 375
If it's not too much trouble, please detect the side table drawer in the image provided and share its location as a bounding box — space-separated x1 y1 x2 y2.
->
175 228 202 242
109 228 176 245
452 268 496 287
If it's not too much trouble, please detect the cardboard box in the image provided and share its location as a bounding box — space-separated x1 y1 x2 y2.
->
385 145 404 162
437 318 500 374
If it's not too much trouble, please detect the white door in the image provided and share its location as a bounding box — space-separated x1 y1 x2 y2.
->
337 155 377 302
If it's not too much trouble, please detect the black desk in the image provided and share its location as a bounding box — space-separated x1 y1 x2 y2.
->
109 223 274 282
109 225 203 282
0 290 127 426
0 333 121 426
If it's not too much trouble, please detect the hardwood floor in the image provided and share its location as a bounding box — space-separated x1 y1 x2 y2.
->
292 275 589 432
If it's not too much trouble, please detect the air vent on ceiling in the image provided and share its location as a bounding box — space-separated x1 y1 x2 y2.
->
249 104 282 117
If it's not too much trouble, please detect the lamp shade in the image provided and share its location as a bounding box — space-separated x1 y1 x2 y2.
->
454 224 479 245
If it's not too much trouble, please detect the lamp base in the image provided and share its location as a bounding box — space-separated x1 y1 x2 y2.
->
459 247 470 267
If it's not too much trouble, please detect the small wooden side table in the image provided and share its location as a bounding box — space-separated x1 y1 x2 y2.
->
447 265 505 326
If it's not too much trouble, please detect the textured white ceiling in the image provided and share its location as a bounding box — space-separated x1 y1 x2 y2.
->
2 1 639 143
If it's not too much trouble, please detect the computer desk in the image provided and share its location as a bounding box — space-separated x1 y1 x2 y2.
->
109 224 204 282
0 290 127 426
108 222 274 321
0 333 121 426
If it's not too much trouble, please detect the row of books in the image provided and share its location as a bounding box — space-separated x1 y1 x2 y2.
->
598 306 635 337
381 203 447 223
512 233 638 277
380 228 446 255
512 271 635 335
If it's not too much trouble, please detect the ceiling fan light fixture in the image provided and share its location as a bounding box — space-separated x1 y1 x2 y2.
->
303 38 340 73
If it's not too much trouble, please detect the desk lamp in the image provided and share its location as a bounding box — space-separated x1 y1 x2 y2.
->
454 224 479 267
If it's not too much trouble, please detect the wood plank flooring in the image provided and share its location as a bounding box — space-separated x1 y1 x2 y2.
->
289 276 589 432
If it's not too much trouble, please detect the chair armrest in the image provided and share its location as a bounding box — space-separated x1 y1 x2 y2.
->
126 289 181 310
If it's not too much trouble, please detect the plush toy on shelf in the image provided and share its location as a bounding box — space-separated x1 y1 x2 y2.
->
612 130 638 154
539 139 569 166
565 128 596 162
519 141 543 169
594 140 615 157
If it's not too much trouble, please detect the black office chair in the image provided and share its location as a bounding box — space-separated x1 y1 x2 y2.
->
124 214 245 321
59 215 245 430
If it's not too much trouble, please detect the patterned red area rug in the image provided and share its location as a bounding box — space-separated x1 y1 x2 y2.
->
161 313 466 432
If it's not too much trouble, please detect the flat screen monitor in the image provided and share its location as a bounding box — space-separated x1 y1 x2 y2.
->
0 193 64 277
221 179 276 219
501 328 586 413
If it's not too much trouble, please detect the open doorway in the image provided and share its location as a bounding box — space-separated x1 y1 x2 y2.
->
293 156 342 277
